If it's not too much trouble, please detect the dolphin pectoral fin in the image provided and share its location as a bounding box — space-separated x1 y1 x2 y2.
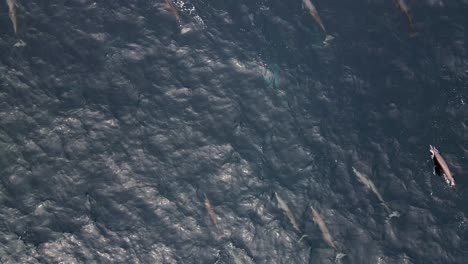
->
433 165 442 176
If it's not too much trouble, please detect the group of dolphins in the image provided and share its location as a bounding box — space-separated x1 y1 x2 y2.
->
181 1 449 257
272 167 397 262
303 0 416 38
203 145 456 262
163 0 416 42
4 0 415 42
202 167 392 263
4 0 453 260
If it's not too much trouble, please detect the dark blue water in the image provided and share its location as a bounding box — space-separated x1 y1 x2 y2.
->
0 0 467 263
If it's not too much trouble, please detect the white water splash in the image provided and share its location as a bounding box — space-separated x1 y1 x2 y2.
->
174 0 206 31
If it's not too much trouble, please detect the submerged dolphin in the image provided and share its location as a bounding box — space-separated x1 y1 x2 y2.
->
165 0 181 24
396 0 415 35
6 0 18 35
430 145 456 188
352 167 391 214
275 192 301 232
310 206 337 250
204 194 219 226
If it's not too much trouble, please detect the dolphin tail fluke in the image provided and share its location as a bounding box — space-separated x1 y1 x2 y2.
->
388 211 401 219
323 35 334 46
13 39 26 48
335 253 346 263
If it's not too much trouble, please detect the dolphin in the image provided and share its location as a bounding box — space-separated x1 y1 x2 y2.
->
275 192 301 232
302 0 326 34
352 167 391 214
6 0 18 35
430 145 456 188
396 0 416 35
204 194 219 226
310 206 348 262
302 0 334 45
165 0 181 24
310 206 337 250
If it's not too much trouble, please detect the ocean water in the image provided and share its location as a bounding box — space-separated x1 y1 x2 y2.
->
0 0 467 263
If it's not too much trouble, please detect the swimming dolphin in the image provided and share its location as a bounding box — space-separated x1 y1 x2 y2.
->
6 0 18 35
396 0 416 35
204 194 219 226
302 0 334 45
302 0 326 33
310 206 337 250
165 0 181 24
274 192 301 232
352 167 392 214
430 145 456 188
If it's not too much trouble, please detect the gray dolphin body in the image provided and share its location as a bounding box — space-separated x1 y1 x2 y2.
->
274 192 300 232
204 194 219 226
6 0 18 35
310 206 337 250
430 145 456 188
302 0 334 45
165 0 181 24
352 167 391 214
396 0 416 35
303 0 326 34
